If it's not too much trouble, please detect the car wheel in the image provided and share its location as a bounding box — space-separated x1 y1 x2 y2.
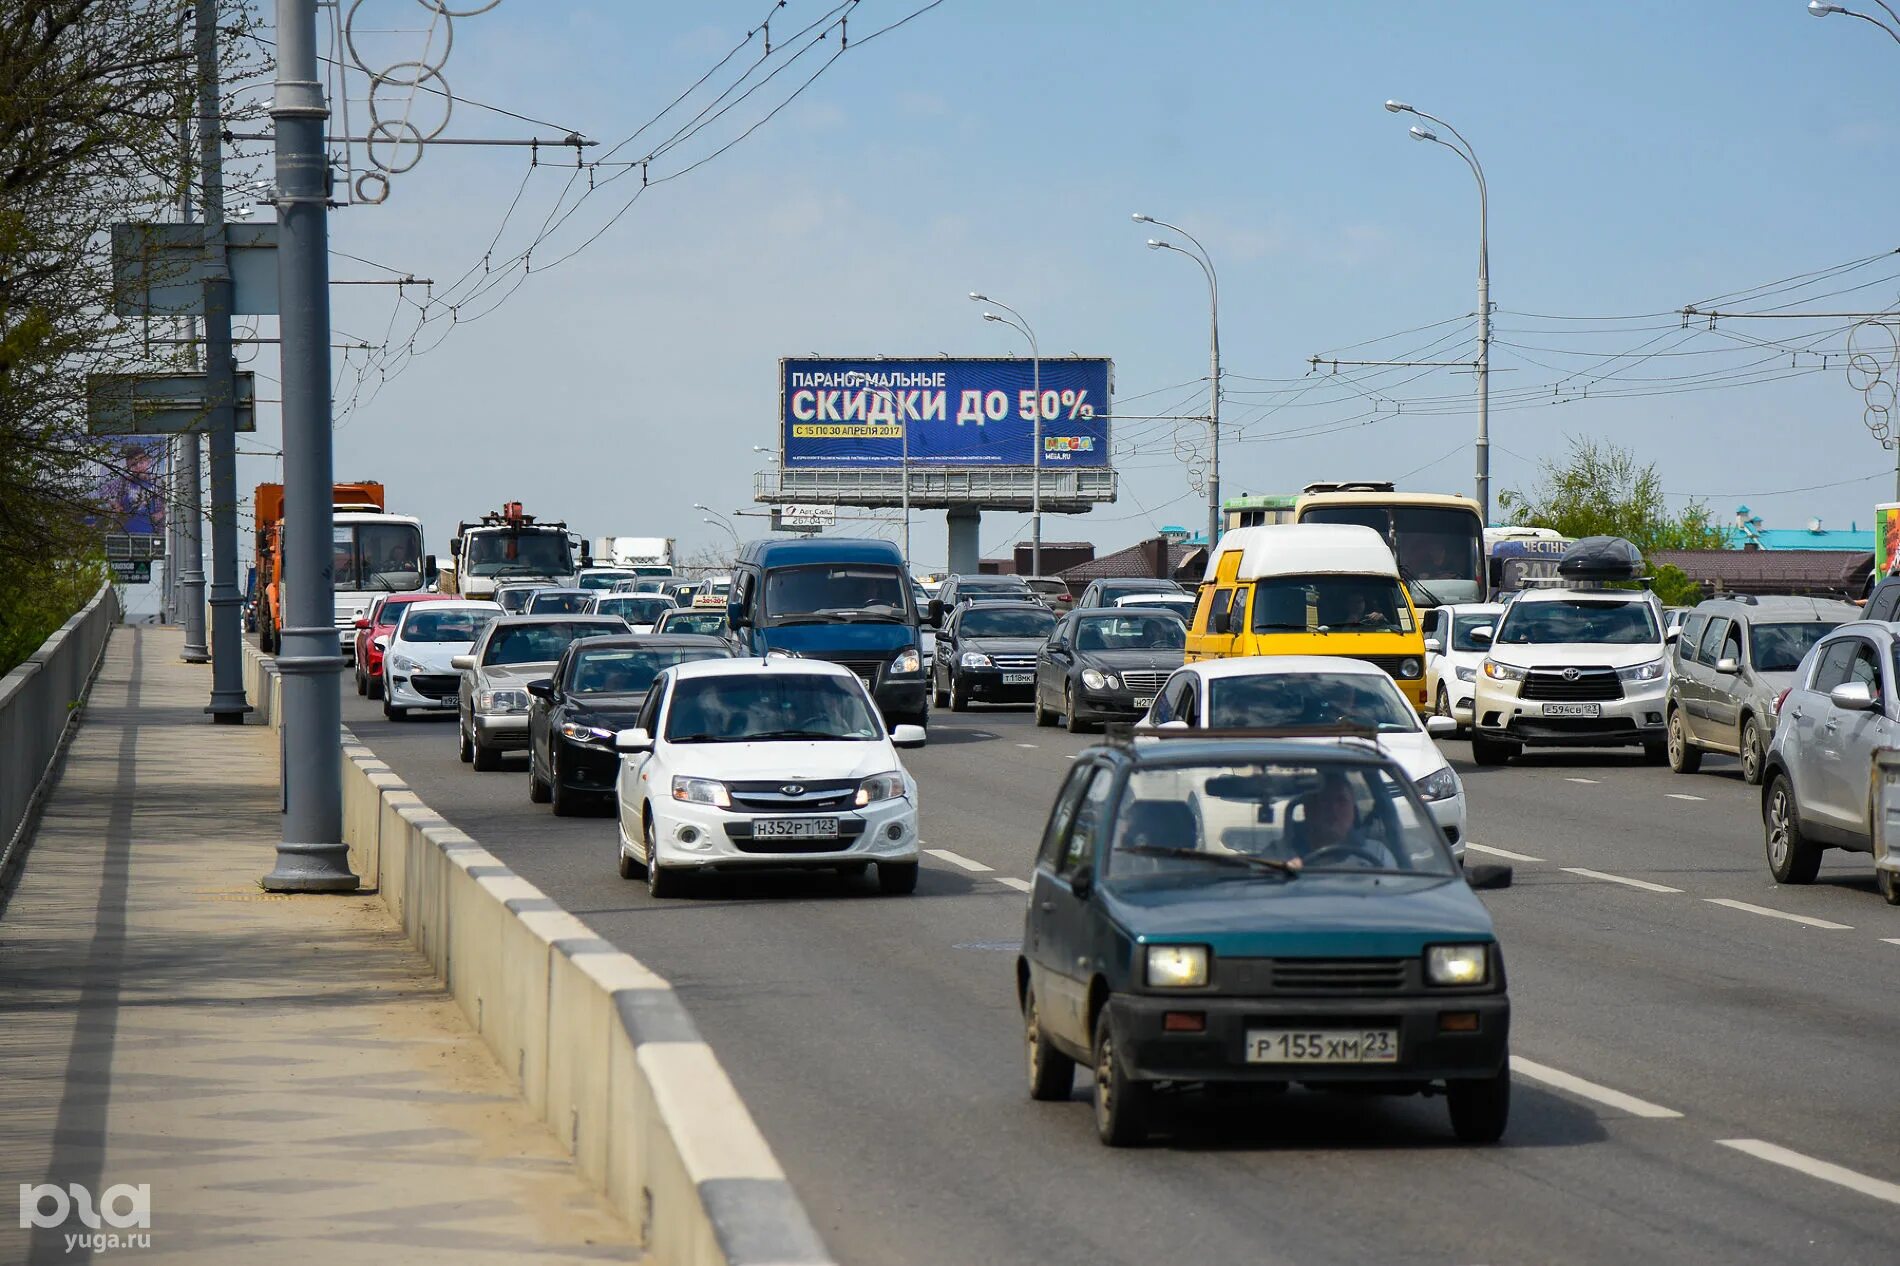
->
1065 687 1096 735
355 667 366 696
472 733 501 771
877 861 919 894
1764 773 1822 884
618 847 639 880
644 816 681 898
1740 717 1765 786
367 671 383 700
949 674 970 712
549 750 577 817
1034 688 1058 728
1024 982 1076 1102
1446 1059 1511 1144
383 700 407 721
528 751 551 804
1092 1013 1151 1147
1469 733 1515 766
1666 709 1702 774
932 668 948 708
458 721 473 764
1435 684 1455 732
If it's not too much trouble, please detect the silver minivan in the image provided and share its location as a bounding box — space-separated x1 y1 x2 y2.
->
1667 596 1858 784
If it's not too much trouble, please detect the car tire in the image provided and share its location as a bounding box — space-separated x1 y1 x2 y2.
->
529 754 551 804
1740 717 1766 786
472 734 501 771
367 671 383 701
1065 688 1096 735
1879 868 1900 906
1764 773 1822 885
617 847 639 880
1446 1059 1511 1144
644 816 681 898
383 700 407 721
1666 710 1702 774
1642 740 1669 766
932 670 948 709
949 675 970 712
877 861 919 895
1469 733 1515 766
1034 689 1058 728
1435 684 1458 735
1092 1013 1151 1147
355 667 366 696
1024 982 1076 1102
549 751 577 817
458 722 473 764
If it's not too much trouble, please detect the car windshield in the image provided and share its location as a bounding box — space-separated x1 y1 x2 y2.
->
1074 613 1186 652
577 571 634 590
1250 576 1415 633
483 620 624 665
495 588 539 613
659 610 727 635
1496 598 1658 645
528 592 590 614
465 531 573 577
959 581 1029 601
1120 597 1196 620
568 646 728 695
1451 612 1501 652
334 522 425 592
1106 760 1455 881
1024 579 1068 597
960 607 1058 638
765 563 909 622
664 673 882 742
377 597 422 626
400 608 496 644
1750 621 1841 672
594 596 674 623
1207 672 1418 732
1099 582 1180 605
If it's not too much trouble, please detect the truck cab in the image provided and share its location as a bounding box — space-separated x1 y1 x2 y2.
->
724 538 929 728
443 503 580 600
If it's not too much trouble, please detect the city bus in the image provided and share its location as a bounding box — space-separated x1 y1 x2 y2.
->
1223 482 1488 604
1484 526 1572 595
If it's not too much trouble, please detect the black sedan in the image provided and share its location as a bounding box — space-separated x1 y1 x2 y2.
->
525 634 731 815
931 600 1059 711
1034 609 1186 732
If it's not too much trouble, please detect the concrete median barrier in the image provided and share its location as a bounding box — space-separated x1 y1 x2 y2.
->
333 726 835 1265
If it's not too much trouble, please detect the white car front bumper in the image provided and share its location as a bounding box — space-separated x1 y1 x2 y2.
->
638 796 920 872
1473 676 1669 748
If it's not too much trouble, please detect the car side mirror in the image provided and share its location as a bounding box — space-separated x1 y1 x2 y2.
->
1665 629 1681 645
450 655 475 671
1715 656 1741 675
1069 869 1094 900
927 598 944 626
1469 625 1494 645
1830 681 1878 711
526 679 554 701
891 724 927 749
1424 637 1442 654
1157 719 1190 730
1426 715 1457 736
727 600 750 630
614 727 653 753
1465 862 1513 890
354 617 369 629
1209 608 1231 635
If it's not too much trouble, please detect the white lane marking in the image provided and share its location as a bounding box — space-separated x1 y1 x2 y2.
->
1665 793 1706 802
925 848 994 874
1016 743 1037 749
1704 897 1852 931
1718 1139 1900 1207
1064 754 1078 760
1510 1056 1684 1119
997 877 1033 892
1561 867 1683 894
1564 777 1600 785
1882 938 1900 947
1465 842 1544 863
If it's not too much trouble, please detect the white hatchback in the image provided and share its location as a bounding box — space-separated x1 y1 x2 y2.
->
1139 655 1468 860
382 600 503 720
1423 602 1507 734
612 658 925 897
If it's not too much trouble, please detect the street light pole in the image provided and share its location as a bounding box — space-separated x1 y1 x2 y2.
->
970 294 1041 577
1133 214 1221 550
1387 101 1491 523
1807 0 1900 43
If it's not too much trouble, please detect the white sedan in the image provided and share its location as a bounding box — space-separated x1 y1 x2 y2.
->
1424 602 1507 734
1139 655 1468 860
612 657 926 897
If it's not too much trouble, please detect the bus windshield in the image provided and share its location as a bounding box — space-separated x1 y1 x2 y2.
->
334 523 425 593
1297 502 1485 604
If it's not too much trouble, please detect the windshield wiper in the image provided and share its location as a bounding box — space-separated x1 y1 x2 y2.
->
743 729 857 741
1254 622 1317 633
805 606 906 623
1117 844 1298 877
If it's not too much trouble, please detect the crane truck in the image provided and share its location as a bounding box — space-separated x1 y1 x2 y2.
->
439 503 582 599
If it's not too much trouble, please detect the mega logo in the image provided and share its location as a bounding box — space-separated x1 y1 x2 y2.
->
18 1183 151 1230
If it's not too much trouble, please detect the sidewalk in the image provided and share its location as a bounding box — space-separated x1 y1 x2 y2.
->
0 626 638 1264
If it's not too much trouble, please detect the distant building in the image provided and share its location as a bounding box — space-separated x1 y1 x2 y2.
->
1060 535 1208 589
1725 505 1872 552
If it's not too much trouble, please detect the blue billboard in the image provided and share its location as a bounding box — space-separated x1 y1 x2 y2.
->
780 357 1111 469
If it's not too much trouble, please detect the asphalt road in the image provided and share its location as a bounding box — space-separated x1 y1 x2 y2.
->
340 680 1900 1265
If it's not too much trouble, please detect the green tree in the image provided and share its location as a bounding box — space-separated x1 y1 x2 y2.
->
1498 437 1726 606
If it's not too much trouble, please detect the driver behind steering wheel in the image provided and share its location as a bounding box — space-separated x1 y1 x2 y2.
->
1290 772 1399 870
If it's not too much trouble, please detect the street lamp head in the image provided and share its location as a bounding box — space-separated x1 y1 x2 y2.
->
1385 99 1413 114
982 312 1002 323
1809 0 1847 15
1409 125 1438 142
967 291 987 302
692 502 710 511
1146 238 1168 250
1131 212 1152 223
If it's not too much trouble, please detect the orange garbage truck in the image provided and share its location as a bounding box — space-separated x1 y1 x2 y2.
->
252 482 427 659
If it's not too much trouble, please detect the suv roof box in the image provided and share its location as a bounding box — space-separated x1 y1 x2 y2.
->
1557 535 1646 582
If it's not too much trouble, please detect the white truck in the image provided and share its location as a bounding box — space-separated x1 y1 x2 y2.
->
442 503 581 600
592 535 676 577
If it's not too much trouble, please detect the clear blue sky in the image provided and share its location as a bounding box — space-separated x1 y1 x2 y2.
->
231 0 1900 568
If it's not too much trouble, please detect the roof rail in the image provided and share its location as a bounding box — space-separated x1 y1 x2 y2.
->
1301 480 1395 495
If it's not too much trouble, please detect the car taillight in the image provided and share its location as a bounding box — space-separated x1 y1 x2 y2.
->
1774 688 1791 715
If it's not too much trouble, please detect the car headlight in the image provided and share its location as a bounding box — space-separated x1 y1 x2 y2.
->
476 688 529 713
960 650 993 669
1617 658 1667 683
559 720 615 745
1398 657 1422 679
1426 944 1489 987
388 654 419 674
1415 766 1460 803
1145 944 1209 989
889 648 921 675
1454 665 1476 682
1080 668 1122 691
1481 659 1525 682
671 776 731 807
854 770 906 807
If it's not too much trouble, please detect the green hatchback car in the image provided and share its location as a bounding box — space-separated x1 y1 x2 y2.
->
1016 735 1511 1146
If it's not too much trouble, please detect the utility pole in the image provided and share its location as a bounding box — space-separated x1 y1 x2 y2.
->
262 0 355 892
972 294 1042 576
1134 215 1223 550
198 0 251 722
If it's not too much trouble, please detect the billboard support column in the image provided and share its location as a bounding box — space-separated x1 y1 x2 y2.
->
947 507 980 577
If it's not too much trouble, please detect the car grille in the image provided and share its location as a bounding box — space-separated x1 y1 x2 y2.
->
1118 669 1170 693
990 654 1038 672
409 673 459 700
1521 668 1623 702
726 779 859 814
1316 653 1418 681
823 656 883 688
1270 958 1409 993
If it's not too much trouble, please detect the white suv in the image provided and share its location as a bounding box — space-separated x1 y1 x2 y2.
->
1468 587 1670 766
612 658 926 898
